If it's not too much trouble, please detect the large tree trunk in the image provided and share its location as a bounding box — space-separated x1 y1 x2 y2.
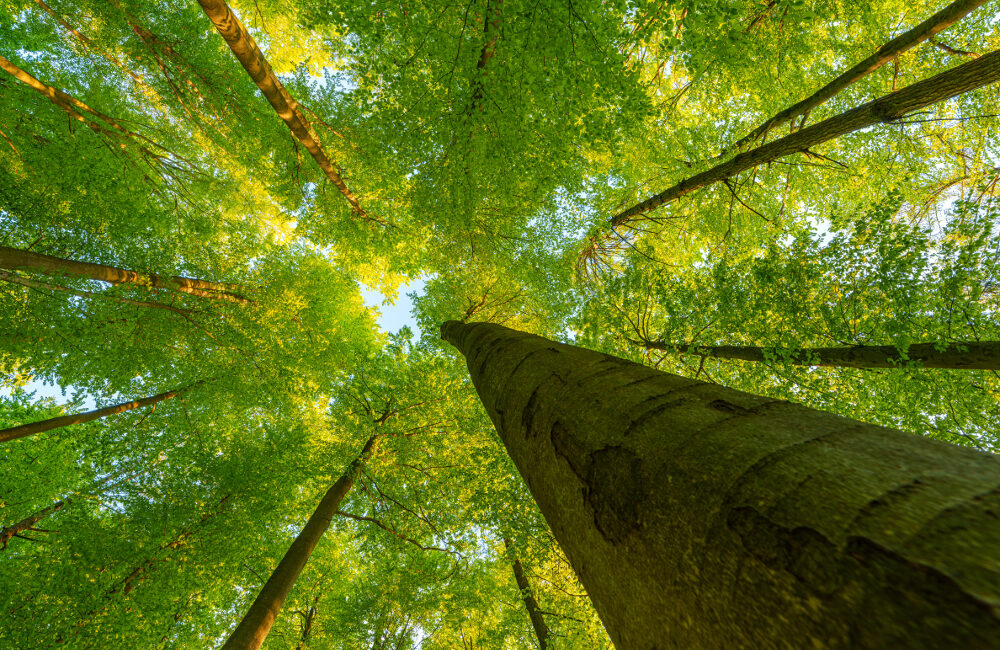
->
610 47 1000 227
0 385 195 444
442 321 1000 649
637 339 1000 370
195 0 371 221
503 538 549 649
223 434 380 650
729 0 990 151
0 246 249 303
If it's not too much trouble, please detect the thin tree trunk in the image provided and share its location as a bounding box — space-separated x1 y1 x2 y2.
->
636 339 1000 370
470 0 501 114
442 321 1000 648
0 471 122 549
0 246 250 303
0 384 196 444
222 434 381 650
610 47 1000 227
0 269 196 315
0 499 68 549
112 494 232 597
730 0 990 151
503 538 549 649
195 0 372 221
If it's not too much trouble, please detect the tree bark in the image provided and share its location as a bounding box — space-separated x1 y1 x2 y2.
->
637 339 1000 370
0 246 250 303
442 321 1000 649
730 0 991 151
195 0 371 221
222 434 381 650
610 47 1000 227
503 538 549 649
0 385 195 444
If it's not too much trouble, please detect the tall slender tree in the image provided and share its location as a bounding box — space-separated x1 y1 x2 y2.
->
195 0 372 221
632 339 1000 370
223 433 381 649
608 48 1000 227
0 384 198 444
0 246 249 303
504 537 549 649
728 0 992 151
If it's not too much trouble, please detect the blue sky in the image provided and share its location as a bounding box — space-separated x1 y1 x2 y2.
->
359 277 425 337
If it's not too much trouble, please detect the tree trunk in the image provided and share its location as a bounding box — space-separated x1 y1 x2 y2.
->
730 0 990 151
195 0 371 221
112 494 232 597
1 471 122 549
0 385 195 444
610 47 1000 227
222 434 380 650
0 498 68 549
637 339 1000 370
442 321 1000 649
0 246 249 303
503 538 549 649
0 269 195 315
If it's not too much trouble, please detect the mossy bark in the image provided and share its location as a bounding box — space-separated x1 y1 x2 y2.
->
442 321 1000 649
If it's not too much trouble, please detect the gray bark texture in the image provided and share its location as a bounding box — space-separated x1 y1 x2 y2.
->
442 321 1000 649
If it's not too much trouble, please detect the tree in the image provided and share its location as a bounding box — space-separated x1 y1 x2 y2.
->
631 339 1000 370
2 0 999 645
224 434 379 649
443 320 1000 648
0 383 196 443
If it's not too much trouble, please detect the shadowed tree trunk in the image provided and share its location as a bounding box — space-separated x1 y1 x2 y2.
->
0 498 68 549
195 0 372 221
610 47 1000 226
503 538 549 649
0 246 250 303
0 384 198 444
730 0 991 151
111 495 232 597
442 321 1000 649
634 339 1000 370
223 434 381 650
0 472 122 549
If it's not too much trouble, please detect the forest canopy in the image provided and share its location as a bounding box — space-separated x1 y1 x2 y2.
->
1 0 998 646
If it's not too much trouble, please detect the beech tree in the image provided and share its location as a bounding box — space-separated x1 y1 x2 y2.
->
1 0 998 646
443 320 1000 648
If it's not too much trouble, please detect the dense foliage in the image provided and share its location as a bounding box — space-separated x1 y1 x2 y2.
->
1 0 997 645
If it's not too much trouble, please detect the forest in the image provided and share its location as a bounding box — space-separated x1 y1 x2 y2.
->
0 0 998 646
